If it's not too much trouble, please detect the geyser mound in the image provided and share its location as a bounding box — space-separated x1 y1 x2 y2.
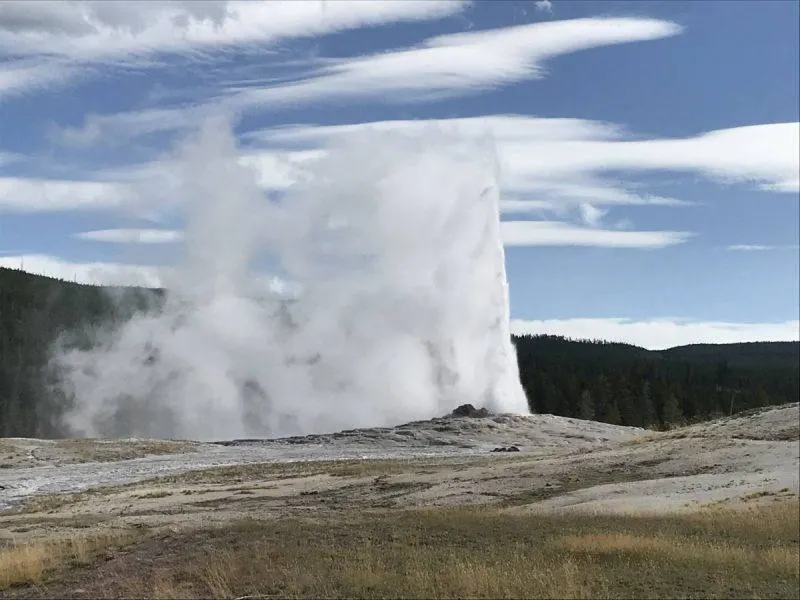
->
53 119 529 441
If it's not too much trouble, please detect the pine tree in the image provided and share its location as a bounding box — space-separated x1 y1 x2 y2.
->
603 397 621 425
577 389 595 421
638 380 656 428
661 392 682 428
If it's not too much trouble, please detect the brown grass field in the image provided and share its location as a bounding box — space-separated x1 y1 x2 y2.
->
1 496 797 599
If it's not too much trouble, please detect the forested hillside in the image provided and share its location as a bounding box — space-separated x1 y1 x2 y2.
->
0 267 160 436
513 335 798 428
1 266 798 437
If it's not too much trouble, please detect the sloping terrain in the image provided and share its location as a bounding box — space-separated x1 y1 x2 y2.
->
0 403 797 598
0 404 796 527
0 411 642 510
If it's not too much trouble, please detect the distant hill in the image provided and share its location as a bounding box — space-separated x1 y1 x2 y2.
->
0 267 797 437
661 342 799 369
511 333 799 370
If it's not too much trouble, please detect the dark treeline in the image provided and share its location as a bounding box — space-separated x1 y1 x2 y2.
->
0 267 161 436
513 335 798 428
0 266 798 437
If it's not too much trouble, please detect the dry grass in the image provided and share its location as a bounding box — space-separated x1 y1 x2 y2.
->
56 439 196 463
0 531 141 590
135 491 173 500
22 498 789 600
146 458 432 486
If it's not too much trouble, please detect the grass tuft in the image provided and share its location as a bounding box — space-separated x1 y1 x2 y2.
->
0 531 140 590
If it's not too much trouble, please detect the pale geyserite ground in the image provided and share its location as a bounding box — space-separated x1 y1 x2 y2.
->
0 403 797 545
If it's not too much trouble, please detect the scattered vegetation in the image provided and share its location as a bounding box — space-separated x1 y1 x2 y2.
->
0 530 143 591
135 491 173 500
5 499 796 599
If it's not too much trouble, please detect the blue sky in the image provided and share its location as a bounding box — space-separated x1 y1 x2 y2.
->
0 0 798 349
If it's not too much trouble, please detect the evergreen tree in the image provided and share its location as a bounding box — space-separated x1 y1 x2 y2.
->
603 397 621 425
577 389 595 421
661 392 682 428
637 381 657 429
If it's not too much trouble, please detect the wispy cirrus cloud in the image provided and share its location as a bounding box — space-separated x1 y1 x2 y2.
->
7 113 796 257
248 116 800 195
510 317 800 349
239 116 797 240
0 176 131 213
500 221 691 248
727 244 800 251
0 0 467 99
230 17 683 109
502 122 800 194
74 228 184 243
0 1 466 58
45 17 682 146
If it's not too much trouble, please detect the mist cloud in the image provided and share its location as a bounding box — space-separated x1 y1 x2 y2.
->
52 118 528 441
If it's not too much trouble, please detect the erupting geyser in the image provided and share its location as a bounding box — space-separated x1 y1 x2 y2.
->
53 118 529 441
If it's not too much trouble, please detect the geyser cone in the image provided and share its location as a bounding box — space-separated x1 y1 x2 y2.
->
53 120 529 441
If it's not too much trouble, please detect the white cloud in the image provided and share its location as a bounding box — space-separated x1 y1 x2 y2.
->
42 15 680 149
0 0 467 98
233 17 682 108
502 122 800 193
500 221 691 248
0 1 467 57
75 228 184 243
51 105 206 148
0 254 164 287
727 244 773 251
250 115 627 146
0 176 132 212
0 59 80 99
250 116 799 201
9 115 794 257
727 244 800 251
534 1 554 14
510 317 800 350
578 203 607 227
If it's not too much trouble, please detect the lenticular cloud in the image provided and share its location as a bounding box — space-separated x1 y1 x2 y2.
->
53 118 529 441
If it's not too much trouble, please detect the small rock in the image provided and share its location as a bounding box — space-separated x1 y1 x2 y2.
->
491 445 521 453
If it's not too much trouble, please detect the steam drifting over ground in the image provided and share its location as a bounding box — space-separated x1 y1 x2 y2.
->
52 118 528 441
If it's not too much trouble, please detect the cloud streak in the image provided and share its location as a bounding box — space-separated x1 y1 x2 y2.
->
510 318 800 350
232 17 682 109
0 177 131 213
75 228 184 243
501 221 691 248
727 244 800 251
249 116 799 198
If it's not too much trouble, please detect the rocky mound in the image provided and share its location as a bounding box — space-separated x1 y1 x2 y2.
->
449 404 493 418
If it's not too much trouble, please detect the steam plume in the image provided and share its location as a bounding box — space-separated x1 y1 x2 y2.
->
53 118 529 441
